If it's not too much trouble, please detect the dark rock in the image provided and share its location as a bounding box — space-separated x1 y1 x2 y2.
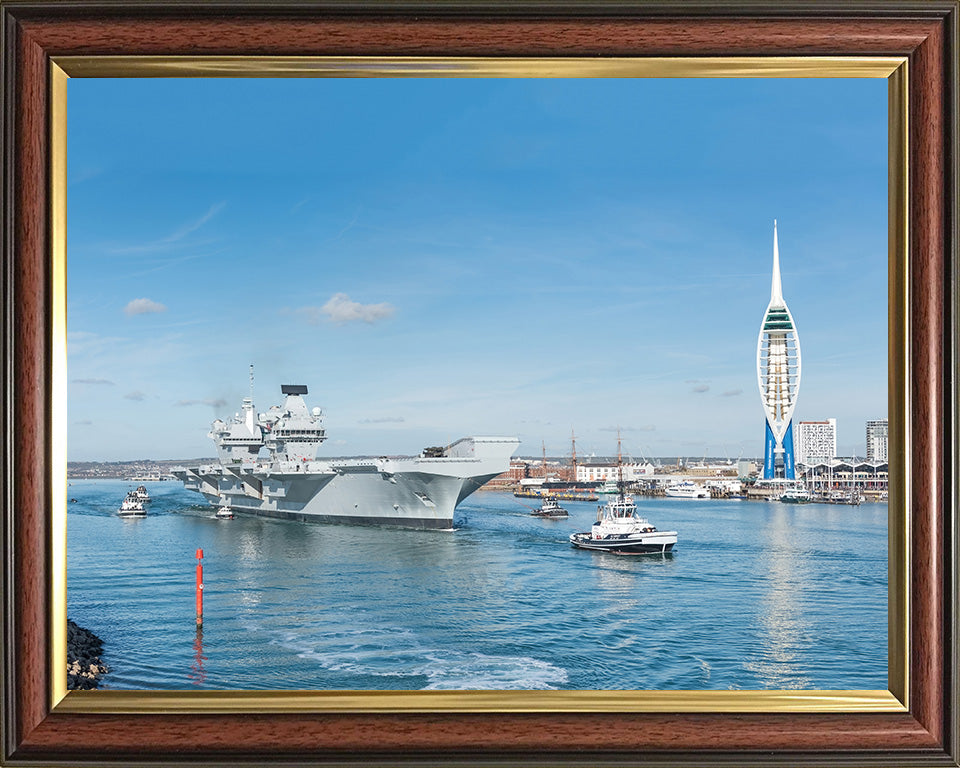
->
66 619 108 690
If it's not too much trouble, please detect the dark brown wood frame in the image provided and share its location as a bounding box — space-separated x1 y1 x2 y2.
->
1 2 957 765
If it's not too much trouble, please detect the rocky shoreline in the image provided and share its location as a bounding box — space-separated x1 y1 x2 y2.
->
67 620 109 690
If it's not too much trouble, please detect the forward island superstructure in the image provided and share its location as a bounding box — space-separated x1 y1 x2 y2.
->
172 379 519 529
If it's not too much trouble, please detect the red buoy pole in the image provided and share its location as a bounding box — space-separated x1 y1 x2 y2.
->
195 548 204 628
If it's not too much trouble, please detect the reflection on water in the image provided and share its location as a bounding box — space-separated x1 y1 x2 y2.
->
189 627 206 686
746 506 812 688
67 481 887 691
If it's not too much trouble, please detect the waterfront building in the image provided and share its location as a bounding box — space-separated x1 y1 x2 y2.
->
796 419 837 465
507 459 530 482
866 419 888 462
799 457 888 497
756 221 801 480
576 462 655 484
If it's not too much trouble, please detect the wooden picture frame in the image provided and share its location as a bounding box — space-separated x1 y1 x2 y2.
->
1 2 957 765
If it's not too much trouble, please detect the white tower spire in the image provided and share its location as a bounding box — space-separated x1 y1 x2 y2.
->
756 219 801 481
770 219 784 307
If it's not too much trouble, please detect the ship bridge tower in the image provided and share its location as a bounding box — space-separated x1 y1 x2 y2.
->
756 220 801 480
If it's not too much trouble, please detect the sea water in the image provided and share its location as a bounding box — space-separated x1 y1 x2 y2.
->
67 480 887 691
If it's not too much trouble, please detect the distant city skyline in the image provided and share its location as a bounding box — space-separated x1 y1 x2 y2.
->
67 77 887 462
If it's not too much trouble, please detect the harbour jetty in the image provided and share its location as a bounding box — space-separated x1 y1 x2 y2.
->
67 619 108 689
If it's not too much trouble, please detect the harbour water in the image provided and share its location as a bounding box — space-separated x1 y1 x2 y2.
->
67 480 887 691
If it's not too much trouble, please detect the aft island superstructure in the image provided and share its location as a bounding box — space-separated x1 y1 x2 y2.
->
172 382 519 529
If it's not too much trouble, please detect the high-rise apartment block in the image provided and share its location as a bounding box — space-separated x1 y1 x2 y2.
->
866 419 888 462
796 419 837 464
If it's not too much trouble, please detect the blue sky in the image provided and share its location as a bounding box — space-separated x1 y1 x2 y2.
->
67 77 887 462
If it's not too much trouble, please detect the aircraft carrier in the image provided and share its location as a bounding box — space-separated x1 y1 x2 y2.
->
171 378 519 529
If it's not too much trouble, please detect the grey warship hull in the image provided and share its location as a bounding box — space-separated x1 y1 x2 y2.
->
173 436 519 529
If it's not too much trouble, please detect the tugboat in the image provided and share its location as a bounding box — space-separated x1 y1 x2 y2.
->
118 493 146 517
570 433 677 555
531 497 568 518
570 495 677 555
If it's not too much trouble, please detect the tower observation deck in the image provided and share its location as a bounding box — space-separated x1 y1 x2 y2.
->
756 221 801 480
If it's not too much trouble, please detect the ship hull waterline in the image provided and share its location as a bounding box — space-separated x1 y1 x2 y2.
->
174 453 515 530
569 533 677 556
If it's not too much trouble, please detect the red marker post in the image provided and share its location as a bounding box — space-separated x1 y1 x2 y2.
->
195 548 204 628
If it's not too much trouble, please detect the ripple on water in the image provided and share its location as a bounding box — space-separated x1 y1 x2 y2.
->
67 483 888 691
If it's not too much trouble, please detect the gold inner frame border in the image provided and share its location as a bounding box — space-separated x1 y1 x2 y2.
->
49 54 909 715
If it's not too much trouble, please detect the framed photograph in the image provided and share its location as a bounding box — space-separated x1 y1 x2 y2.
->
1 2 956 766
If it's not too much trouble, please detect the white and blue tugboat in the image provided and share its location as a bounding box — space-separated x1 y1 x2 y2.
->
570 494 677 555
570 432 677 555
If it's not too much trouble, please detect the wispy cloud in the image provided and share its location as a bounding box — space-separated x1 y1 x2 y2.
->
72 378 114 386
720 389 743 397
296 293 395 325
73 420 94 426
599 425 656 432
124 298 167 316
359 416 405 424
692 384 710 394
175 398 227 408
109 202 226 255
124 390 147 401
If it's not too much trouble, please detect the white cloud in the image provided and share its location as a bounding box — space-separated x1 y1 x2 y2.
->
175 398 227 408
124 298 167 316
308 293 395 325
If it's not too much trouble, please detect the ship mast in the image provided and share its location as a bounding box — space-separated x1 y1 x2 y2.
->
571 428 577 483
541 440 547 477
617 427 624 496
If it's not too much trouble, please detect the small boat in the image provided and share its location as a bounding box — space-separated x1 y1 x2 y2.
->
821 489 862 505
132 485 150 502
664 480 710 499
531 498 568 518
216 496 234 519
778 484 811 504
597 480 619 495
570 494 677 555
118 493 145 517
